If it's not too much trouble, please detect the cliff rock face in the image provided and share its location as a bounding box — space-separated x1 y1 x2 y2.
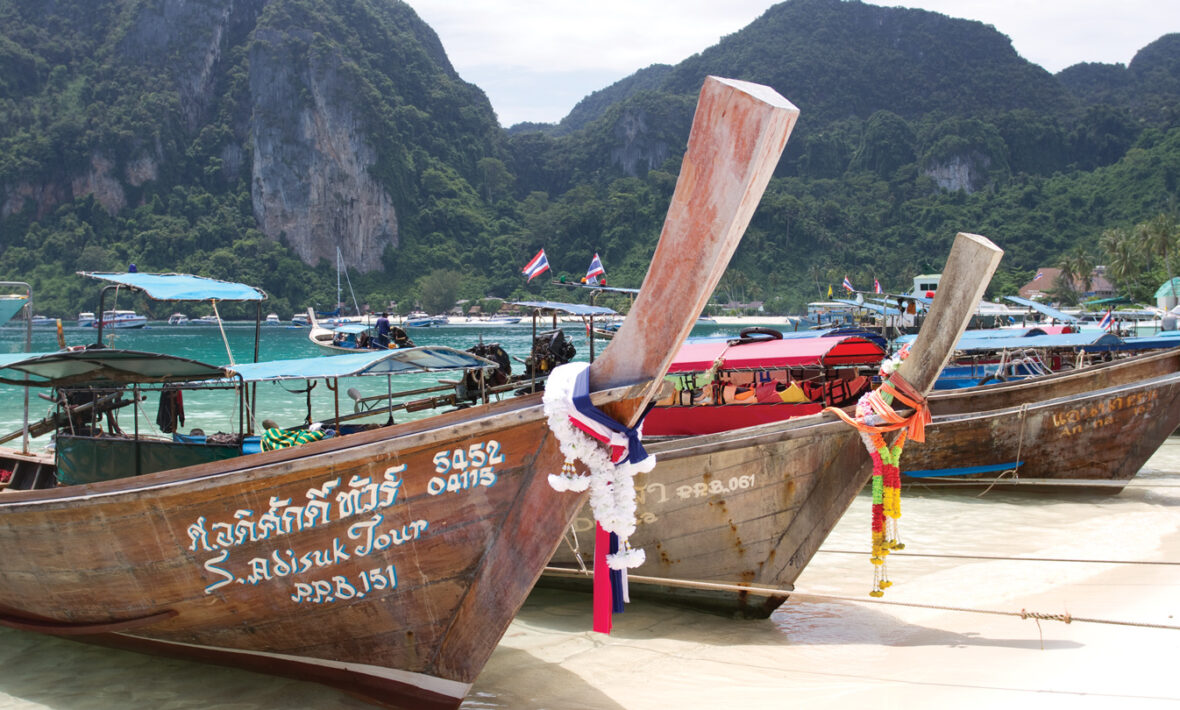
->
924 153 992 193
609 109 670 177
249 30 397 272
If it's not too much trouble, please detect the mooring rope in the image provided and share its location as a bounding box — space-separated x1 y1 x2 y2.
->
977 402 1028 496
784 590 1180 632
541 566 1180 633
816 549 1180 566
909 477 1180 489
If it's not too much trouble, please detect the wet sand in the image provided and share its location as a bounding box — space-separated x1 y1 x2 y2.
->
1 441 1178 709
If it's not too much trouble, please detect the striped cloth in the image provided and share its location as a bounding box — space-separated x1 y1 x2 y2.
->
261 427 327 452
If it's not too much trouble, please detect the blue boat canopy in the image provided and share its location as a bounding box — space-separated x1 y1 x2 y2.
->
0 346 494 387
0 348 228 387
1004 296 1079 323
511 301 618 317
221 347 496 382
950 331 1124 354
79 272 267 302
330 323 371 334
0 295 29 326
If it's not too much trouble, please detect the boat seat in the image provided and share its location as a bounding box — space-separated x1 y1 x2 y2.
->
6 458 57 490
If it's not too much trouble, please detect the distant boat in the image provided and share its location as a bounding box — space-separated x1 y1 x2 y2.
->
167 313 189 325
458 316 521 326
189 315 221 326
405 314 448 327
306 308 414 353
290 312 309 327
29 315 56 327
93 310 146 329
77 312 95 327
264 313 281 325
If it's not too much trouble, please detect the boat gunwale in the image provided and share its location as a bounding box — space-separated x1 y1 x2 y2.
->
0 381 648 507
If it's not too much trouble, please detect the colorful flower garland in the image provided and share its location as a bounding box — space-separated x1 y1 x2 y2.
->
824 349 930 597
543 362 655 632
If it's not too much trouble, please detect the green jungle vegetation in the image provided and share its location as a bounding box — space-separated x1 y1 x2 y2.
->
1 0 1178 319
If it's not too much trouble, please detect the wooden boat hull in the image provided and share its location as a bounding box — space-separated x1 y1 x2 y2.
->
0 392 595 708
549 348 1180 617
0 76 807 706
907 346 1180 488
548 413 872 617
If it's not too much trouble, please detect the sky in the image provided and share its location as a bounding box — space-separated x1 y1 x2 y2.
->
409 0 1179 127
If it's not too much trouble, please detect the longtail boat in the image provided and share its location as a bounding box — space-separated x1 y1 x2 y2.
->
548 320 1180 617
546 231 1004 617
904 345 1180 490
0 76 799 709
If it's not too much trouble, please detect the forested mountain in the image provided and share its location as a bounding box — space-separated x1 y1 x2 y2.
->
1 0 1178 318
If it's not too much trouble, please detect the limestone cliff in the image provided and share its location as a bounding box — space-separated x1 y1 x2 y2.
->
249 29 397 271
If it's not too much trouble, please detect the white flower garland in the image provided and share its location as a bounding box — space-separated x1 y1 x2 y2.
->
543 362 654 570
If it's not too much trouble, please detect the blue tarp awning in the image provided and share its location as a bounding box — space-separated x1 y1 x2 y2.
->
330 323 370 334
1004 295 1079 323
0 348 228 387
511 301 618 317
0 295 29 326
0 347 494 387
79 272 267 302
222 347 495 382
951 332 1124 353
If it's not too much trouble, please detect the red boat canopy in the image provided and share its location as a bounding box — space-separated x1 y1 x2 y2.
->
667 335 885 374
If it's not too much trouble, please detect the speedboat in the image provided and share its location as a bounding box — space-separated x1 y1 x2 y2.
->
167 313 189 325
77 312 95 327
264 313 281 325
94 310 147 329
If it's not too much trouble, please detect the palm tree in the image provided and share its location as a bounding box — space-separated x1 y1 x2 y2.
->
1059 247 1096 301
1137 213 1180 306
1101 226 1149 302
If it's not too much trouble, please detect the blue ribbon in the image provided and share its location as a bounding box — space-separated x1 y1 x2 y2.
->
609 532 625 614
569 366 650 465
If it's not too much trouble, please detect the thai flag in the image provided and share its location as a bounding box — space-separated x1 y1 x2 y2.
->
586 253 605 280
1033 271 1044 282
585 253 605 285
1099 308 1114 331
522 249 550 282
874 278 882 294
842 276 854 292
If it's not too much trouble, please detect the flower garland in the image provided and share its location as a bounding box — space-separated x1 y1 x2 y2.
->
824 347 930 597
543 362 655 630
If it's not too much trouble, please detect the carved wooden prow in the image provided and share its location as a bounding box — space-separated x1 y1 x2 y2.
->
588 77 800 427
896 232 1003 393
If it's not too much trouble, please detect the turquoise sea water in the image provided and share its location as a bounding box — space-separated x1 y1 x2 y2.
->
0 319 747 449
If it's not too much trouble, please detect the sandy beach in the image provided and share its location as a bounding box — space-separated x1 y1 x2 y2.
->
470 440 1180 710
1 440 1176 709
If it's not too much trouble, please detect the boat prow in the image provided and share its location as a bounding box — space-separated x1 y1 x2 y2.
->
0 76 804 708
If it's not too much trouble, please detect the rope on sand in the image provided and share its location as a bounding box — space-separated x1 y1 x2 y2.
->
816 549 1180 566
785 590 1180 633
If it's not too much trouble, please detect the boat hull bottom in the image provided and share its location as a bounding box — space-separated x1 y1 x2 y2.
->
69 630 469 710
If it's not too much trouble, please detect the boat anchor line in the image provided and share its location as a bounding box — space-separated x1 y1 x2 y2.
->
541 567 1180 632
782 591 1180 636
815 549 1180 566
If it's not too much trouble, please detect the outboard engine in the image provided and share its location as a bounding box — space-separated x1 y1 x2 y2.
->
525 329 576 379
458 343 513 403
